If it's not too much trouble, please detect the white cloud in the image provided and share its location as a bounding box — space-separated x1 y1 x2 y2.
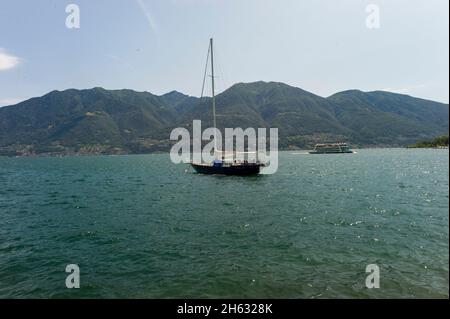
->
381 83 430 95
136 0 159 36
104 54 120 61
0 49 20 71
0 98 24 107
104 53 135 70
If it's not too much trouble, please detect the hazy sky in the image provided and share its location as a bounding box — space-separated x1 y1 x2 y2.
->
0 0 448 106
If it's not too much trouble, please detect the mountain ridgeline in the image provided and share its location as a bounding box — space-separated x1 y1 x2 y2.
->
0 82 448 156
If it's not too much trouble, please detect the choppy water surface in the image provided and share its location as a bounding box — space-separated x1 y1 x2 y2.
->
0 149 448 298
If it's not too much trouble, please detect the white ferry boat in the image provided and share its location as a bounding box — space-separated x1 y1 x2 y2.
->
309 143 355 154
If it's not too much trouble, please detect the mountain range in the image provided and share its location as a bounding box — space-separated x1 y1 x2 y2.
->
0 81 448 156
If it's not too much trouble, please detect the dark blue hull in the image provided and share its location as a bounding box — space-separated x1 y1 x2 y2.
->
191 163 262 176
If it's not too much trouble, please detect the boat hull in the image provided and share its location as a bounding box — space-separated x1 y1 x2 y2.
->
191 163 262 176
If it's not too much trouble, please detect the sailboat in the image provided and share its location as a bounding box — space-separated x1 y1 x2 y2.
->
191 39 265 176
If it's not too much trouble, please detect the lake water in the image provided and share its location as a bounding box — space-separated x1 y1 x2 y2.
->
0 149 448 298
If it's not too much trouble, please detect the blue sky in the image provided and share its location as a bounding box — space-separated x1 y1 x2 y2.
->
0 0 448 106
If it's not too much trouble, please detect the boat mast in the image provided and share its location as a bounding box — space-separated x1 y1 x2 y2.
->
210 38 218 158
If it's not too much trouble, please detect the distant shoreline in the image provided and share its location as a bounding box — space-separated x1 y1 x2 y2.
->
407 135 449 149
1 146 448 159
